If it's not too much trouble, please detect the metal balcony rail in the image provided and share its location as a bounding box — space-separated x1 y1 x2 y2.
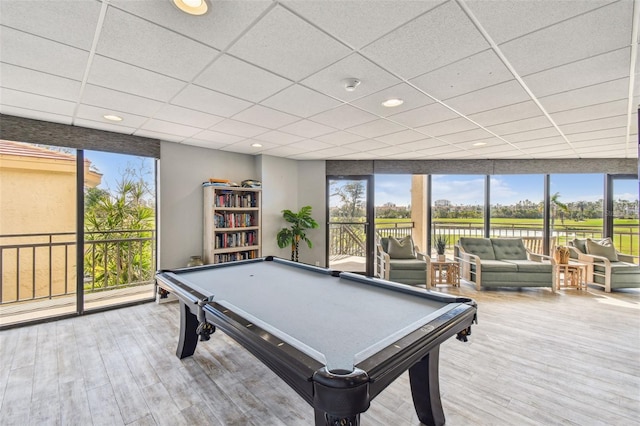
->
0 230 156 304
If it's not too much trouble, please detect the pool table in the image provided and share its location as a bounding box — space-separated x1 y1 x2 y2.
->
155 256 477 426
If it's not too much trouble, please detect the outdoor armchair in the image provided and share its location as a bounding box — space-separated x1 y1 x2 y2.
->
376 236 430 287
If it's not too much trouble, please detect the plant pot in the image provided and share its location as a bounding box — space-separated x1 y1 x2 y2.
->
437 254 446 262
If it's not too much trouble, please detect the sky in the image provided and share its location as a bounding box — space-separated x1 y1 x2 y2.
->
85 150 155 192
375 174 639 207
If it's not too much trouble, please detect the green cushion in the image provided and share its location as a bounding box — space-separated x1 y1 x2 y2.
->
572 238 587 254
586 238 618 262
474 260 517 272
593 262 639 274
387 236 416 259
389 259 426 271
491 238 527 260
504 260 552 273
459 238 495 260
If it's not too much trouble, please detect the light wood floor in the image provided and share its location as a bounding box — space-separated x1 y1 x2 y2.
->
1 282 639 425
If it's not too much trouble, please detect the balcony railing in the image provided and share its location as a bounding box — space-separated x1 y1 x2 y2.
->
0 230 156 304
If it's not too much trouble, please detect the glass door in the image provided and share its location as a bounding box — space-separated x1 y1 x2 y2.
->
327 176 373 274
611 177 639 258
83 151 157 311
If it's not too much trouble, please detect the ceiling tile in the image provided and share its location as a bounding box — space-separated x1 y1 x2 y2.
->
188 130 245 145
133 129 184 143
342 139 389 151
88 55 187 102
415 144 464 156
566 127 627 143
81 84 164 117
140 119 201 138
310 105 377 130
388 103 459 128
444 80 531 115
503 127 562 143
301 53 402 102
523 48 631 98
283 0 443 49
253 131 305 145
285 139 335 152
393 139 440 151
385 151 433 159
332 151 382 160
110 0 273 50
278 120 337 138
314 131 366 145
221 140 279 155
1 88 76 117
0 105 72 125
171 85 252 118
560 115 628 135
512 136 568 149
539 78 629 113
549 99 629 125
97 7 219 81
194 54 292 103
468 101 543 127
291 146 357 159
261 85 342 118
232 105 300 128
260 144 309 158
362 1 489 78
74 118 137 135
209 119 270 138
182 139 232 151
499 1 633 75
415 117 479 137
375 130 428 145
228 5 351 81
350 83 435 117
0 0 102 50
487 116 551 136
410 49 513 101
465 0 614 44
440 128 495 144
345 119 406 138
152 105 225 129
0 63 81 102
1 27 89 81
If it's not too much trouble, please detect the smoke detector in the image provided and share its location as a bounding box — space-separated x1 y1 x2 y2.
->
342 78 361 92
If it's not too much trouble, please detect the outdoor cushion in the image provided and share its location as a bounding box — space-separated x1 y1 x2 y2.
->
593 262 640 274
491 238 528 260
572 238 587 254
504 260 552 273
586 238 618 262
459 238 495 260
473 260 518 272
389 258 426 270
386 236 416 259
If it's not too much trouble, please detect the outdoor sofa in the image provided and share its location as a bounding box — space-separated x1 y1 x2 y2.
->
456 237 555 291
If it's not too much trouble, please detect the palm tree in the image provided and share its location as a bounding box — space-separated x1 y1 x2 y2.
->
550 192 569 228
276 206 319 262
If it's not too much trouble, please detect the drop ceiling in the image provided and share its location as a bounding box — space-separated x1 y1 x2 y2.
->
1 0 638 161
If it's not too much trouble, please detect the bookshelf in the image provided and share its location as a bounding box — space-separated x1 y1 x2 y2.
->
203 185 262 264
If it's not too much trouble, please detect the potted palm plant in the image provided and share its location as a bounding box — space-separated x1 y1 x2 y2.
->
435 234 447 262
276 206 319 262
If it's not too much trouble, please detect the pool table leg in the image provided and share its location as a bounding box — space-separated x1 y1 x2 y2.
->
314 409 360 426
408 346 445 426
177 300 199 359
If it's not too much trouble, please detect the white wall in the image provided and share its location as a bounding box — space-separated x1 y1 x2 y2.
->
159 142 258 268
296 160 326 266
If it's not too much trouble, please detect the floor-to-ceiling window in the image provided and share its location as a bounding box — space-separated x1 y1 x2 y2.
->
490 175 545 252
612 177 639 257
83 151 156 311
549 174 604 246
431 175 485 257
0 141 157 326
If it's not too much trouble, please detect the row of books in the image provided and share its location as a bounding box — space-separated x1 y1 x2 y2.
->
214 212 256 228
215 231 258 249
214 192 257 208
214 250 259 263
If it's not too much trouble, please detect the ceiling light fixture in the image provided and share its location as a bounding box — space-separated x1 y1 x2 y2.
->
103 114 123 122
172 0 208 16
251 143 263 148
382 98 404 108
473 142 487 147
342 78 361 92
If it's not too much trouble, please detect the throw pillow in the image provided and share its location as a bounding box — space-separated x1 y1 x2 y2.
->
585 238 619 262
387 236 416 259
571 238 587 254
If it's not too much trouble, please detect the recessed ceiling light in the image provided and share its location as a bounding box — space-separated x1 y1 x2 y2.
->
251 143 263 148
382 98 404 108
103 114 123 122
473 142 487 147
172 0 208 15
